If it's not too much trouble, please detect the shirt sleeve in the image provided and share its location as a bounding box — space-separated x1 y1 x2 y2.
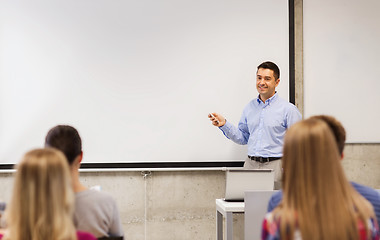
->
286 105 302 128
218 115 250 145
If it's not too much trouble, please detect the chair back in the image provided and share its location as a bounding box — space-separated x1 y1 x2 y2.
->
98 237 123 240
244 190 277 240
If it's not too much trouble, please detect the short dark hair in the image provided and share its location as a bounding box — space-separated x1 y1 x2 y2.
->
257 61 280 79
45 125 82 165
310 115 346 155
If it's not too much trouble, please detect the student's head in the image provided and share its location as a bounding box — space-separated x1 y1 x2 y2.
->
5 148 76 240
256 61 280 101
282 118 341 192
45 125 82 165
277 118 374 239
310 115 346 155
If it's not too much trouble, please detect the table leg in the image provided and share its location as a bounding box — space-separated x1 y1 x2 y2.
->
216 210 223 240
225 212 233 240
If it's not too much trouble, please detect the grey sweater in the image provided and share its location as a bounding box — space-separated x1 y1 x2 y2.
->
74 189 123 238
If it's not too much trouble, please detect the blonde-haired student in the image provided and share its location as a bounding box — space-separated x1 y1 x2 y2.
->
1 148 96 240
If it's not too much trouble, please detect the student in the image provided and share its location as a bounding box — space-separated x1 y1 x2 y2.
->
261 119 379 239
1 148 96 240
45 125 124 238
267 115 380 222
209 61 301 189
0 202 5 231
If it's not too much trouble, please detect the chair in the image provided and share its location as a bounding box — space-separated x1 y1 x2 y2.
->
244 190 278 240
97 237 123 240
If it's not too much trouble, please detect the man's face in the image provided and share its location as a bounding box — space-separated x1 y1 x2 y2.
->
256 68 280 101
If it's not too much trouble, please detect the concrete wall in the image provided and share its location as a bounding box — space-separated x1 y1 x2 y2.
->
0 170 246 240
342 144 380 188
112 170 225 240
80 170 246 240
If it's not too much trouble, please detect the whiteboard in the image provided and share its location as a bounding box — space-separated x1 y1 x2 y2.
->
304 0 380 143
0 0 290 164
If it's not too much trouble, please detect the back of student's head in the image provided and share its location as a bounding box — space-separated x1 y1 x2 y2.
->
45 125 82 165
310 115 346 155
5 148 76 240
282 118 342 196
277 118 374 240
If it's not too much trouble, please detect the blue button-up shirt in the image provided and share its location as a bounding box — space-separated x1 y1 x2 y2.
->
219 93 302 158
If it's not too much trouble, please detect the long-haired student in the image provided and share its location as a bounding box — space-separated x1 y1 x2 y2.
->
1 148 96 240
262 118 379 240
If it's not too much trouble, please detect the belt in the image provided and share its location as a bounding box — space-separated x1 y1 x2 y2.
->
248 156 281 163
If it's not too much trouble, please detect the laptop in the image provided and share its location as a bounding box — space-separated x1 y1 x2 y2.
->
223 169 274 201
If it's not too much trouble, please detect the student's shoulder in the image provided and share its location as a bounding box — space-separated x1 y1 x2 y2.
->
270 190 283 200
267 191 283 212
351 181 380 203
351 181 379 197
76 189 116 202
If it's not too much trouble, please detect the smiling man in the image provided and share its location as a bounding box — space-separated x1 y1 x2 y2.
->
209 61 301 189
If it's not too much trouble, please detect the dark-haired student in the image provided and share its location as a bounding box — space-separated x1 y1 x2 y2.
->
45 125 123 239
209 61 302 189
267 115 380 222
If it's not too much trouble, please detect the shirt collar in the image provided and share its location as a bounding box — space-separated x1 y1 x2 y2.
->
256 92 278 105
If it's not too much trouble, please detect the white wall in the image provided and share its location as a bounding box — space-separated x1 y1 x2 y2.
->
303 0 380 143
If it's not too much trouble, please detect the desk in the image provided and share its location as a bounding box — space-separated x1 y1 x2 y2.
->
215 199 244 240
